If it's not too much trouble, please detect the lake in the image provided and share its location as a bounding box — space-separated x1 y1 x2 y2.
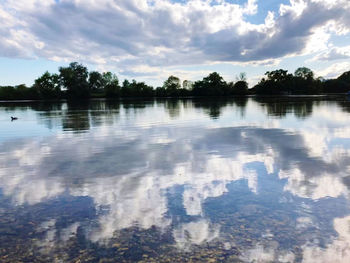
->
0 97 350 262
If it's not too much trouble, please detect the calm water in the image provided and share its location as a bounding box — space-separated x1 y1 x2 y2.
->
1 97 350 262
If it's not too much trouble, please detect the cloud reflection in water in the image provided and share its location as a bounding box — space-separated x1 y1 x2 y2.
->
0 98 350 262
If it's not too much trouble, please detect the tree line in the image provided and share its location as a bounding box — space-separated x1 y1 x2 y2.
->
0 62 349 100
252 67 350 95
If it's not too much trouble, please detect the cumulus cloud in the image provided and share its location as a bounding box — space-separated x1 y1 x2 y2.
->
0 0 349 79
316 61 350 79
311 46 350 62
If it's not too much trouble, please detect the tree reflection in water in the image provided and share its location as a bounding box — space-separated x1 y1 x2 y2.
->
0 97 350 262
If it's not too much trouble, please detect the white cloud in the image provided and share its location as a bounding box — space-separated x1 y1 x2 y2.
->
0 0 349 80
316 61 350 79
311 46 350 62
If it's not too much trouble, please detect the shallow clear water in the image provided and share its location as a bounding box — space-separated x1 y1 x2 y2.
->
0 97 350 262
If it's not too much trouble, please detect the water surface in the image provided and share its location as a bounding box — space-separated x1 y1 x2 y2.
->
1 97 350 262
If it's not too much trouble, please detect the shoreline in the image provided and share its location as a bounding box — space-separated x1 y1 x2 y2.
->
0 93 349 103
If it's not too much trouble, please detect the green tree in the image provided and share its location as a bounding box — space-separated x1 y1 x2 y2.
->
33 71 61 99
103 72 120 97
182 80 193 90
294 67 314 80
121 79 131 96
155 86 167 97
59 62 90 99
254 69 293 95
233 80 248 95
203 72 225 86
121 79 153 97
163 76 181 96
193 72 227 96
130 80 154 97
232 72 248 95
89 71 104 92
338 71 350 88
266 69 291 82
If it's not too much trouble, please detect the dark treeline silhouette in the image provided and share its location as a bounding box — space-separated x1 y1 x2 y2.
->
0 62 349 100
252 67 349 95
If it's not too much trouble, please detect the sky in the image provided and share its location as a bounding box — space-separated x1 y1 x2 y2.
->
0 0 350 87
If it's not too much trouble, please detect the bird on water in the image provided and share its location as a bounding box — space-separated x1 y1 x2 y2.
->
11 117 18 121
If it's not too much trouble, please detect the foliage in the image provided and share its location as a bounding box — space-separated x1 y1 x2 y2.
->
294 67 314 80
1 63 350 100
122 80 154 97
163 76 181 96
33 71 61 99
59 62 90 99
182 80 193 91
193 72 229 96
322 71 350 93
232 80 249 95
0 84 39 100
103 72 120 97
254 68 321 95
89 71 104 92
163 76 181 90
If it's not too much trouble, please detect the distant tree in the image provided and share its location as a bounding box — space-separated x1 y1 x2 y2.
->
254 68 324 95
122 79 130 88
17 84 38 99
121 79 153 97
320 71 350 93
59 62 90 99
155 86 167 97
121 79 131 96
294 67 314 80
193 72 227 96
231 72 248 95
182 80 193 90
134 80 153 97
233 80 248 95
204 72 225 86
254 69 293 95
163 76 181 96
8 61 350 99
294 67 320 94
33 71 61 99
0 84 40 100
89 71 104 92
164 76 181 90
338 71 350 83
323 79 349 93
103 72 120 97
266 69 291 82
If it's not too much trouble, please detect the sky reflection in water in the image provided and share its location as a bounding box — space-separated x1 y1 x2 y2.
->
0 97 350 262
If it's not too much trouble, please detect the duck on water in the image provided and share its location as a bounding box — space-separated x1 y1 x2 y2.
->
11 117 18 121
